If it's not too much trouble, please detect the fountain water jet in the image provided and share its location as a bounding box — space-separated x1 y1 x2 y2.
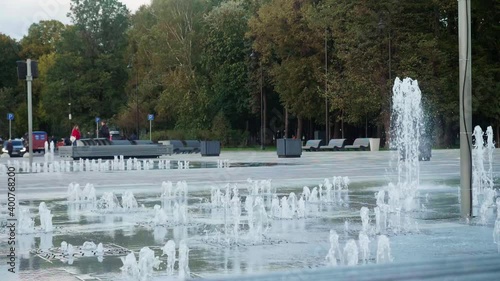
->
120 247 161 281
18 207 35 234
162 240 176 275
390 77 423 213
38 202 53 232
343 239 359 266
122 191 139 209
358 232 370 264
325 229 342 266
472 125 497 224
360 207 370 234
376 235 393 264
178 240 190 279
494 198 500 252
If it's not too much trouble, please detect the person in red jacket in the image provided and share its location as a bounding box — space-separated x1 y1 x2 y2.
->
70 125 81 146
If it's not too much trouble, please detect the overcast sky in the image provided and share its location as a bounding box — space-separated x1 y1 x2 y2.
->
0 0 151 40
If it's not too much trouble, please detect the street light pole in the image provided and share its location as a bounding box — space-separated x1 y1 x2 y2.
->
128 61 140 139
68 82 72 122
136 70 139 139
378 12 392 147
325 28 329 143
27 59 34 166
260 62 264 150
459 0 472 219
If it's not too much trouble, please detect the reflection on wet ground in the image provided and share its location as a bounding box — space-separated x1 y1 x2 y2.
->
1 179 496 281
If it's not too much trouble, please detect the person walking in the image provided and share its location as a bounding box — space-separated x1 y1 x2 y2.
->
99 120 110 140
70 125 81 146
6 139 13 157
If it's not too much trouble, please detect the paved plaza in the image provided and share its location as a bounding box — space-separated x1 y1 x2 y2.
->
3 149 498 201
0 149 498 281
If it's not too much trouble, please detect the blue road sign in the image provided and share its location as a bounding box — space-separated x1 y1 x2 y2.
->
7 113 14 120
148 114 154 121
95 117 100 123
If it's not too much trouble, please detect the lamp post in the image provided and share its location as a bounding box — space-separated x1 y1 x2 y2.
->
458 0 472 218
127 62 140 139
325 27 329 143
251 51 265 150
378 12 392 147
68 82 72 121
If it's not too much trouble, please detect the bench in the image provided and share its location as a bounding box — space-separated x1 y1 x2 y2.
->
302 139 323 151
112 140 132 145
343 138 370 151
132 140 154 145
319 139 346 151
184 140 201 153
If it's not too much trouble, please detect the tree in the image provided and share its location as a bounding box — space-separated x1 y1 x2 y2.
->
126 0 209 130
0 34 20 89
247 0 325 138
0 34 21 137
41 0 130 135
20 20 66 59
202 0 252 129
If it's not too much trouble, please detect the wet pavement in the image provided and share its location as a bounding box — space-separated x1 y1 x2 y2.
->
0 149 498 280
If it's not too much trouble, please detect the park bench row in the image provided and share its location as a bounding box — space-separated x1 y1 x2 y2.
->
302 138 371 151
159 140 201 154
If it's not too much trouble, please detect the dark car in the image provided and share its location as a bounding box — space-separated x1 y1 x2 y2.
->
2 139 26 157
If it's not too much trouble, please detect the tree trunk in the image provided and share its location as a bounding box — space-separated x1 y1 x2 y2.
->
497 124 499 148
365 115 368 138
263 90 267 145
341 110 345 139
333 115 340 139
383 110 390 148
297 117 303 141
284 108 289 138
443 119 454 148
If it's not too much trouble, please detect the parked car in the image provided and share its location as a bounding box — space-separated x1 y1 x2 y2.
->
2 139 26 157
32 131 48 153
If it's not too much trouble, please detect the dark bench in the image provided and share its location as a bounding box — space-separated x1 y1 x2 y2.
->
343 138 370 151
184 140 201 153
302 139 323 151
132 140 154 145
112 140 132 145
319 139 346 151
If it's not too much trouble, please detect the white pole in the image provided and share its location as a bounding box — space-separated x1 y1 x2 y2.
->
149 120 152 141
96 122 99 138
27 59 34 166
9 119 11 140
459 0 472 219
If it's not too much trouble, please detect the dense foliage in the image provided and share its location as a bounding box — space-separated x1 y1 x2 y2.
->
0 0 498 147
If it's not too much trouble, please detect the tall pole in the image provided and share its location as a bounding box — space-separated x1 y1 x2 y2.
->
260 63 264 150
26 59 34 166
325 28 329 143
68 82 72 121
459 0 472 219
9 120 11 140
136 71 139 139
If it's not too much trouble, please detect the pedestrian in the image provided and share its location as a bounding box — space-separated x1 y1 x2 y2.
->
99 120 110 140
6 139 13 157
70 125 81 146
